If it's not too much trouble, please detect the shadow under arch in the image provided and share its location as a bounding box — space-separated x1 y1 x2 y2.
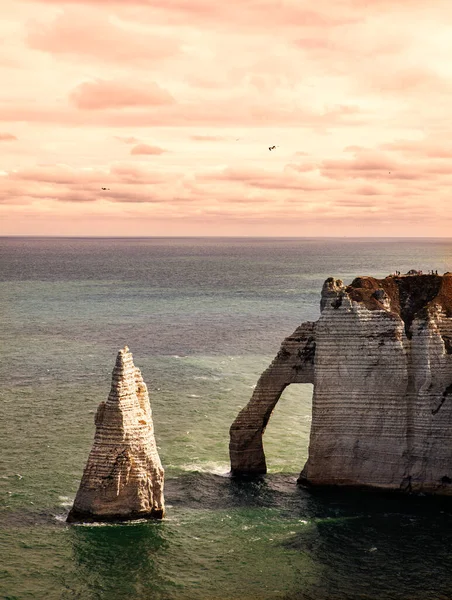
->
229 322 316 476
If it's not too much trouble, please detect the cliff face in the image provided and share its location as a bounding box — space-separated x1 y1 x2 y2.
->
67 347 165 522
230 274 452 495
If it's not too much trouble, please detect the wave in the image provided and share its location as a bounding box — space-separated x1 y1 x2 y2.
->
178 462 230 477
58 495 74 509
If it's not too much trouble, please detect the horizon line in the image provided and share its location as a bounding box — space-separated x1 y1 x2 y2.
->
1 235 451 240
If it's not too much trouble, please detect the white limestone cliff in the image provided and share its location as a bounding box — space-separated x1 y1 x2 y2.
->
67 346 165 522
230 274 452 495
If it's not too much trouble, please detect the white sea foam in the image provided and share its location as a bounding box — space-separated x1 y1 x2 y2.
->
179 462 230 477
74 521 113 527
59 495 74 508
54 514 68 523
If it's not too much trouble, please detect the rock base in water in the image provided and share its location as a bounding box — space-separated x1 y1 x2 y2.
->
66 508 164 524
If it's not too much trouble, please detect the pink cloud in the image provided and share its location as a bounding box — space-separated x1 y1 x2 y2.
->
292 27 410 82
331 199 380 208
69 80 175 110
27 10 179 63
0 132 17 141
115 136 141 144
285 162 318 173
294 30 407 58
425 148 452 158
379 139 452 159
321 159 414 181
98 190 169 204
321 152 395 180
321 149 452 182
368 67 449 93
0 100 364 128
295 38 338 51
130 144 167 155
7 165 101 184
191 135 227 142
3 163 173 188
23 1 359 30
349 0 430 8
353 185 384 196
196 166 337 192
108 164 174 184
0 163 198 206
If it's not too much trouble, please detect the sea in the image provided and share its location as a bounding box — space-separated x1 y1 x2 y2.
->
1 236 452 600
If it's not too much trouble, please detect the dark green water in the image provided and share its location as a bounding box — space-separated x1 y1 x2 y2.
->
1 237 452 599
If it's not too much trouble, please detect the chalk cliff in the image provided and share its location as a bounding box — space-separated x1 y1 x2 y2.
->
230 273 452 495
67 346 165 522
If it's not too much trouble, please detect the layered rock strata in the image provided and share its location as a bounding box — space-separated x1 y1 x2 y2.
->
230 273 452 495
67 346 165 522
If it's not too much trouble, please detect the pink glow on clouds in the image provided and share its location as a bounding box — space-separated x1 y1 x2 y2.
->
130 144 167 155
69 80 175 110
0 133 17 141
1 0 452 236
27 10 180 63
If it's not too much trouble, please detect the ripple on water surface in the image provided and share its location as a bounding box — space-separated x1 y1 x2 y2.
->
2 237 452 599
2 474 452 600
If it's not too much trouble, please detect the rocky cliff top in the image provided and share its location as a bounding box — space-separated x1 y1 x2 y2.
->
323 273 452 338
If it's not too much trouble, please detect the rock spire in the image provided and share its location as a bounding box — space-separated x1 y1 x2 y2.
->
67 346 165 522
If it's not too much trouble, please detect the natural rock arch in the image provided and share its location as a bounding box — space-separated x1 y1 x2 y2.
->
229 322 315 475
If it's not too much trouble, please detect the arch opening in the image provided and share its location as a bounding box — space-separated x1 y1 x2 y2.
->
229 322 316 476
261 383 313 474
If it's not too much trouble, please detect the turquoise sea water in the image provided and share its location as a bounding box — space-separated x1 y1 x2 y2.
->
1 237 452 600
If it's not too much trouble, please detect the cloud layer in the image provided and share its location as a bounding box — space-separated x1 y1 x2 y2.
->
1 0 452 235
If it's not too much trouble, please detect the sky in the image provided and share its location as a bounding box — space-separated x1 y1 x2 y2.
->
1 0 452 237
